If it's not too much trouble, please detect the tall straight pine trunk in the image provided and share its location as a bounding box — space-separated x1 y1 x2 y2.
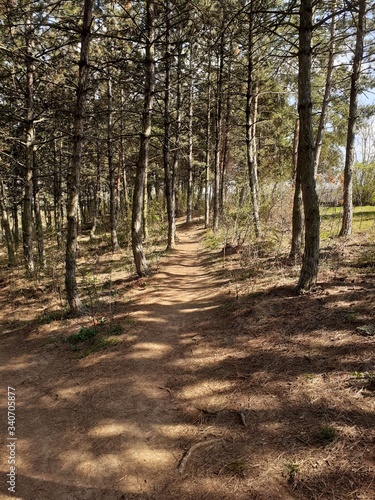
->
213 35 224 233
163 0 176 249
296 0 320 293
339 0 365 237
65 0 93 314
22 6 35 277
107 72 119 251
314 4 337 176
289 118 303 261
0 178 16 267
246 3 261 238
186 43 194 224
204 54 212 229
132 0 155 276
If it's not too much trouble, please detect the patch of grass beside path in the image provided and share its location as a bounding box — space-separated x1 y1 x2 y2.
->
321 205 375 239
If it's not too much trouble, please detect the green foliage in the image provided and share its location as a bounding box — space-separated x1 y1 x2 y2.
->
317 425 338 444
284 461 299 484
353 163 375 206
226 459 247 477
65 321 124 357
67 326 99 344
321 206 375 238
203 230 223 250
80 337 122 357
37 309 68 325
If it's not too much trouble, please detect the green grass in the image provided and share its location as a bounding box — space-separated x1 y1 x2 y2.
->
80 336 122 357
317 425 338 445
66 322 124 356
321 206 375 239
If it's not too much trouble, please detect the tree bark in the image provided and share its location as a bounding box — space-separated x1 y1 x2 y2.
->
204 54 212 229
132 0 155 277
0 178 16 267
339 0 365 237
186 43 194 224
314 4 336 176
213 35 224 233
65 0 94 314
33 160 45 269
90 143 101 240
171 40 182 237
289 118 303 261
163 0 176 248
107 73 119 251
22 6 35 277
53 137 63 248
220 69 231 213
246 4 261 238
119 89 130 216
296 0 320 293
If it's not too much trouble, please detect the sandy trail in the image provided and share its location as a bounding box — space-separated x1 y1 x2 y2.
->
0 222 228 500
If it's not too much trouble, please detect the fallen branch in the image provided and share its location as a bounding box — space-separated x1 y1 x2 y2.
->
177 438 223 474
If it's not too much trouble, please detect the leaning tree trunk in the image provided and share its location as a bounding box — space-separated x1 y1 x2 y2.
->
296 0 320 293
131 0 155 277
65 0 93 314
339 0 365 237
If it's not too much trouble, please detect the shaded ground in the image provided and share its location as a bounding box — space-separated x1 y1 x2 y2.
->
0 221 374 499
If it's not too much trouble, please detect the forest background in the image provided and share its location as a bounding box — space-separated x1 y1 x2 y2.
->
0 0 375 310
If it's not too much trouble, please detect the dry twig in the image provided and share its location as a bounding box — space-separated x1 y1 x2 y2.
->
177 438 223 474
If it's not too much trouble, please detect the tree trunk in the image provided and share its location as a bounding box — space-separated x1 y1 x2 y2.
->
339 0 365 237
163 1 176 249
53 137 63 248
132 0 155 277
213 35 224 233
12 196 19 250
143 167 149 241
171 40 182 237
246 5 261 238
314 4 336 176
296 0 320 293
90 143 101 240
119 89 130 216
186 43 194 224
108 73 119 251
33 161 45 269
204 54 212 229
0 179 16 267
220 72 231 213
22 6 35 277
65 0 94 314
289 118 303 261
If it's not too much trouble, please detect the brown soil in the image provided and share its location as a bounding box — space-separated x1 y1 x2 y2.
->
0 222 374 499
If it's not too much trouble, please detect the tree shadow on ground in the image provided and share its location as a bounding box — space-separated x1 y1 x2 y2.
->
0 225 374 499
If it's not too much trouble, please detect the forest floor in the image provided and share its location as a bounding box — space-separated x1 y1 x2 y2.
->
0 219 375 499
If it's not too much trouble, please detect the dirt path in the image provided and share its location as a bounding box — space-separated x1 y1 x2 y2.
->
1 222 374 500
0 222 238 500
